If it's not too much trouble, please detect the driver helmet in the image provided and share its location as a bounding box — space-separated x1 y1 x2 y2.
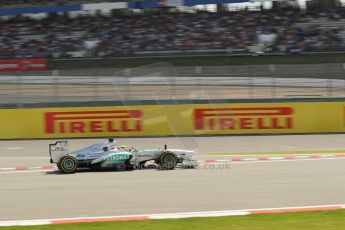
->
119 145 127 150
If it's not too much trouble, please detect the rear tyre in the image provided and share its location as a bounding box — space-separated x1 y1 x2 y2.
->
59 156 78 174
159 151 177 170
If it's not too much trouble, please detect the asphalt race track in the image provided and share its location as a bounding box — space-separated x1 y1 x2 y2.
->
0 134 345 221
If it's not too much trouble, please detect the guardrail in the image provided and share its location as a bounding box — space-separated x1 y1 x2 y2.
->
1 64 345 108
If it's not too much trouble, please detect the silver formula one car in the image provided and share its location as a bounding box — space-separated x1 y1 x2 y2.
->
49 139 198 173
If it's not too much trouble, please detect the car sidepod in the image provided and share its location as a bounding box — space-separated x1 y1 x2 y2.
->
90 151 133 170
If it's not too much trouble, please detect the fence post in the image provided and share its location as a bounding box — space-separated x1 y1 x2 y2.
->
326 64 333 98
342 63 345 97
16 74 23 108
93 70 99 103
194 66 202 98
195 66 202 74
268 64 276 98
327 78 333 98
247 65 254 99
124 68 131 101
52 69 60 102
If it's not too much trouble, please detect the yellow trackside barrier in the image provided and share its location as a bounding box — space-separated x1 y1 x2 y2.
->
0 102 345 139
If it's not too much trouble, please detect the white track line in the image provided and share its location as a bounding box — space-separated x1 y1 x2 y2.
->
198 158 345 165
0 167 16 171
211 153 345 157
226 157 345 164
5 147 24 150
0 157 49 159
0 169 54 174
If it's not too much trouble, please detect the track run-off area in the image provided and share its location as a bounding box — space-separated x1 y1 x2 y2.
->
0 134 345 222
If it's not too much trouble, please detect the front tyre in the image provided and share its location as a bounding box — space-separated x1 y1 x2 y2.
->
59 156 78 174
159 151 177 170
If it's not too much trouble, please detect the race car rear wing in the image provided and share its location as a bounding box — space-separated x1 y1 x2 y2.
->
49 141 70 163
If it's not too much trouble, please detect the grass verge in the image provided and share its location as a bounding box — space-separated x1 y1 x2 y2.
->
1 210 345 230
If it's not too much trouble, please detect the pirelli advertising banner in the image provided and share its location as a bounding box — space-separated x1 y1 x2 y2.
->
0 102 345 139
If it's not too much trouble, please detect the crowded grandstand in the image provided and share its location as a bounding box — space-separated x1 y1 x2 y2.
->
0 0 114 7
0 0 344 58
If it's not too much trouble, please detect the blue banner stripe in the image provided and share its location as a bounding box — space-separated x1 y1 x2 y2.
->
128 0 249 9
185 0 249 6
0 5 82 16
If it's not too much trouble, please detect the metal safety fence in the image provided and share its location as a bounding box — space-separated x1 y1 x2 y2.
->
1 63 345 107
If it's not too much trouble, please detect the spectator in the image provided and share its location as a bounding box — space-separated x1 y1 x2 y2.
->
0 9 344 58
